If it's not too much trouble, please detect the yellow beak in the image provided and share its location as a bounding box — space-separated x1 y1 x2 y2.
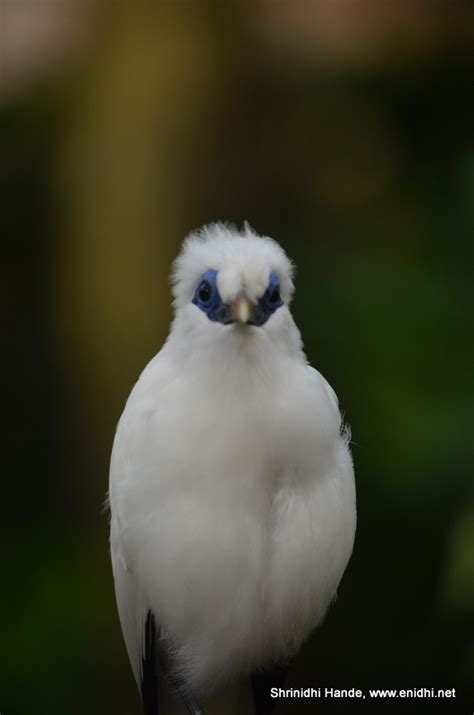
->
231 295 253 324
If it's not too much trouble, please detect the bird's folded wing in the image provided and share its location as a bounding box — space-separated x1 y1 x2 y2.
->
110 515 149 689
111 517 164 714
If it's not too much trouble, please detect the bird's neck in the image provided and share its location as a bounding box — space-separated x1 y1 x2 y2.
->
167 307 305 394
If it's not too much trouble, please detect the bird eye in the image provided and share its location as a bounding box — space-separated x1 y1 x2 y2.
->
255 272 283 323
192 270 225 321
268 286 280 305
198 280 212 303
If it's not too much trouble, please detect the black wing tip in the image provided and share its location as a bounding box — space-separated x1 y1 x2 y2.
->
141 611 159 715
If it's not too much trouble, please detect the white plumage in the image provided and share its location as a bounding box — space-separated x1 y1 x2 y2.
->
109 223 356 714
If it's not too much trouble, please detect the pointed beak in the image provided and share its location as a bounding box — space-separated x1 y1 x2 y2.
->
231 294 253 324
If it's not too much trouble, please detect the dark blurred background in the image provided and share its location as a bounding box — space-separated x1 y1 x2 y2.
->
1 2 473 713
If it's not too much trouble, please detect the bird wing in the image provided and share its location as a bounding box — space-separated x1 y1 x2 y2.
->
110 510 148 688
111 509 162 714
313 367 340 413
109 352 183 713
108 354 164 687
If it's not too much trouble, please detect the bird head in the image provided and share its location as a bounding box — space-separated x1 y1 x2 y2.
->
169 223 303 371
172 222 295 321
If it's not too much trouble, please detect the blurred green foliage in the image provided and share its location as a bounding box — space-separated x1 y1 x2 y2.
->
1 2 473 713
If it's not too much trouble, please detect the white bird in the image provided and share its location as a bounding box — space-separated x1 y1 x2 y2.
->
109 223 356 715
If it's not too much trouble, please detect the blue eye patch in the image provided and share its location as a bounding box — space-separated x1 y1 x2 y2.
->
192 269 283 326
249 271 284 326
192 270 234 324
